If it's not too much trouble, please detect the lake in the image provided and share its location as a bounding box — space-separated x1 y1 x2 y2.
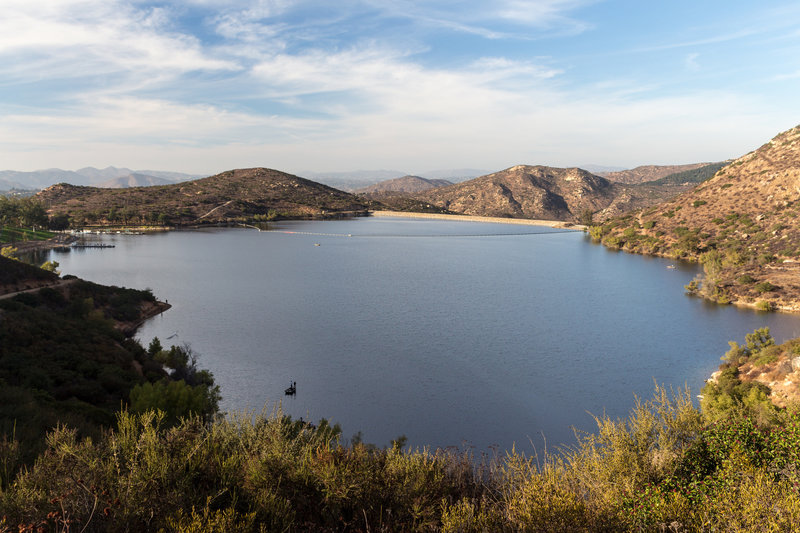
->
43 217 800 453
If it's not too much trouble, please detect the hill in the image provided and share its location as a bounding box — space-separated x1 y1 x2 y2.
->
600 163 710 184
96 173 175 188
36 167 372 226
593 124 800 311
355 175 453 195
415 165 615 221
648 161 729 186
412 165 696 223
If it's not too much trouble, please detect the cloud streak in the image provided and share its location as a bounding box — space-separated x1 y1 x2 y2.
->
0 1 798 175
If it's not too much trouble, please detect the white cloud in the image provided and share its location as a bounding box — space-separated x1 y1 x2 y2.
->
0 0 237 85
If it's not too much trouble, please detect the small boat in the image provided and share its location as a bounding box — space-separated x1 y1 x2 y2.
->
667 265 676 269
314 243 320 246
285 381 297 395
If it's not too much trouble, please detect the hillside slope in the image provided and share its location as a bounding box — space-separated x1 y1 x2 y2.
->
415 165 617 221
37 167 371 226
593 124 800 311
601 163 710 184
355 175 452 195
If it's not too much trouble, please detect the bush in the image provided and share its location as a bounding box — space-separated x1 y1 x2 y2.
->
755 300 775 312
755 281 778 293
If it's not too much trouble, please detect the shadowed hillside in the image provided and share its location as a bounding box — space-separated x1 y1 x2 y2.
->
600 163 711 184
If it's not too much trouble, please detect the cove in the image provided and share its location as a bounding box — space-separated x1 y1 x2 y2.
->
44 217 800 452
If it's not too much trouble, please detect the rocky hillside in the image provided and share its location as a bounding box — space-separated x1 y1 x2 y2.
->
411 165 695 222
414 165 616 221
355 175 452 195
593 124 800 311
37 167 372 226
600 163 710 184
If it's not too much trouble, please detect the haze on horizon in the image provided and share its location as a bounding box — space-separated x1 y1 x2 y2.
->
2 0 799 178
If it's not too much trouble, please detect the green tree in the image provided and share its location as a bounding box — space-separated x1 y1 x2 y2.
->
40 260 59 274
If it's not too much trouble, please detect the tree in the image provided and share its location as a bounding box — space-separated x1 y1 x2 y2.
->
578 209 594 226
48 213 71 231
40 260 60 274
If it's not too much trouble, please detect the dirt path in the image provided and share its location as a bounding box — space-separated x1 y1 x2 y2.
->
196 200 234 220
0 278 77 299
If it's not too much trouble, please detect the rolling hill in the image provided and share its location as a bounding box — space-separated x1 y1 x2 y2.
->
411 165 699 223
600 163 711 184
36 167 372 226
593 124 800 311
355 175 453 195
416 165 616 221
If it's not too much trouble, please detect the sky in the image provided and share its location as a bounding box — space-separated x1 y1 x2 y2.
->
1 0 799 176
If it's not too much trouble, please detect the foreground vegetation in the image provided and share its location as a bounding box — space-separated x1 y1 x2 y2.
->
3 383 800 532
4 228 800 530
3 328 800 530
0 257 220 465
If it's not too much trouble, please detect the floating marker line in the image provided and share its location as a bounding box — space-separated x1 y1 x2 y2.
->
268 229 576 238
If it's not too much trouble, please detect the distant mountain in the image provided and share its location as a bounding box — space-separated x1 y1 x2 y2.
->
96 173 176 188
595 124 800 311
301 170 408 191
416 165 618 221
37 167 371 225
0 177 29 191
0 166 203 190
417 169 489 182
577 164 627 174
355 176 453 195
600 163 710 184
0 169 87 189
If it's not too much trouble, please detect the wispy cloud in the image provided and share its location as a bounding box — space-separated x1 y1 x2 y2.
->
685 53 700 72
0 0 797 174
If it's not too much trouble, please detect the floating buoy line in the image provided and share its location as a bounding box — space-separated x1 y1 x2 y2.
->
266 229 577 238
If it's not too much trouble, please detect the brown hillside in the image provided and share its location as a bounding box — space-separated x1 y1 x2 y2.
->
595 124 800 311
413 165 700 222
601 163 709 184
355 176 452 195
37 168 371 226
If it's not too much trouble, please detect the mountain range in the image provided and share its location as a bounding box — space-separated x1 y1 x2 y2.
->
0 166 202 191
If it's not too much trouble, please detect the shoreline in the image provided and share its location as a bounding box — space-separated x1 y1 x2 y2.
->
370 210 584 230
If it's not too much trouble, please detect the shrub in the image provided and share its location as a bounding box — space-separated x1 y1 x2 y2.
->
755 300 775 312
755 281 778 293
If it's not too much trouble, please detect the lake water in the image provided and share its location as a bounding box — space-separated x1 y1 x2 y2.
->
44 217 800 453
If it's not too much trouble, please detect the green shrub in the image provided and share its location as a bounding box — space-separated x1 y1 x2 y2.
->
755 300 775 312
755 281 778 293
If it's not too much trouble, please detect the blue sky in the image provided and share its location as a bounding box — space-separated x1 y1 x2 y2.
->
1 0 799 175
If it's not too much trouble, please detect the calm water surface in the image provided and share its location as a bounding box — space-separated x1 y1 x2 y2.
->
46 218 800 452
